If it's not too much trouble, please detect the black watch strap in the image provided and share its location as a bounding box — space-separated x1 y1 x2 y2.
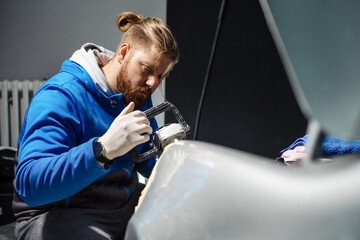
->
93 138 112 165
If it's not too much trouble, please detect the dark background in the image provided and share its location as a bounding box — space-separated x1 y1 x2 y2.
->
166 0 308 159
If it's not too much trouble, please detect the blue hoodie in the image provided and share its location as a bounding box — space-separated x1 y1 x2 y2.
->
14 58 157 217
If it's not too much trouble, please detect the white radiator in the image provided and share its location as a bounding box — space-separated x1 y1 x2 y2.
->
0 80 45 148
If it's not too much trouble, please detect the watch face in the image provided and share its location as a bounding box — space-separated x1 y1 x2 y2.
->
94 140 103 158
93 139 112 164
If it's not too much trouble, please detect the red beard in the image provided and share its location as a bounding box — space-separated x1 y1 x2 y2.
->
117 59 152 109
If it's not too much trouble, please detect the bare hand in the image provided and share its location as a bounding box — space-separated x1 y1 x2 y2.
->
281 146 306 166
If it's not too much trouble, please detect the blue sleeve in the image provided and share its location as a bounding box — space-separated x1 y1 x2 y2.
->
322 136 360 156
15 88 109 207
280 134 360 156
280 135 308 153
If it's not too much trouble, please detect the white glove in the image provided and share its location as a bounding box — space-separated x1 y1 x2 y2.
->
98 102 153 160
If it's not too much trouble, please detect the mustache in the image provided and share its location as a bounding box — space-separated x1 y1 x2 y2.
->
129 86 152 95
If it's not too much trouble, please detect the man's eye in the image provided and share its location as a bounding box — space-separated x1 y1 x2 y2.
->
143 65 152 74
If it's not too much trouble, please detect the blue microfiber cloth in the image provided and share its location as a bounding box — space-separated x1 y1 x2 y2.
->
280 134 360 156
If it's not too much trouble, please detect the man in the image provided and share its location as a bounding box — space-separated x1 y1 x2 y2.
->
13 12 179 239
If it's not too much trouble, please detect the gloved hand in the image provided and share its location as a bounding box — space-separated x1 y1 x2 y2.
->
98 102 153 160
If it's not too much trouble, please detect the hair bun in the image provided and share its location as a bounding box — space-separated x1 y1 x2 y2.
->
116 12 144 32
119 18 129 27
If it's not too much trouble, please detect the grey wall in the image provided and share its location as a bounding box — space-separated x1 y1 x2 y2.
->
0 0 167 124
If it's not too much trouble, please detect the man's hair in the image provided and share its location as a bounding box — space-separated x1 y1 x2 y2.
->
116 12 179 64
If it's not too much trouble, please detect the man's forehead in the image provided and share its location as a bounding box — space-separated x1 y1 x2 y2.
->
132 45 161 59
134 48 172 69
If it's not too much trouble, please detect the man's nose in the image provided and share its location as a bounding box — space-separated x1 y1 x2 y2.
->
145 75 157 88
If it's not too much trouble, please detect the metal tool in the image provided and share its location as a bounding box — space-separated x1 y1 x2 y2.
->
129 102 191 162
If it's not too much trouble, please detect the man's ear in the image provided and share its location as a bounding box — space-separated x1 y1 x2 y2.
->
116 43 130 64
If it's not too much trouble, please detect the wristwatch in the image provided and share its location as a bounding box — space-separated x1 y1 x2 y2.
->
93 138 112 165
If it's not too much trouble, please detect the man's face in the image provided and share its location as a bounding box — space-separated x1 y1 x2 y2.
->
116 45 172 109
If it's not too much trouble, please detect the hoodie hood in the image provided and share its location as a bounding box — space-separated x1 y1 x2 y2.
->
70 43 115 97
